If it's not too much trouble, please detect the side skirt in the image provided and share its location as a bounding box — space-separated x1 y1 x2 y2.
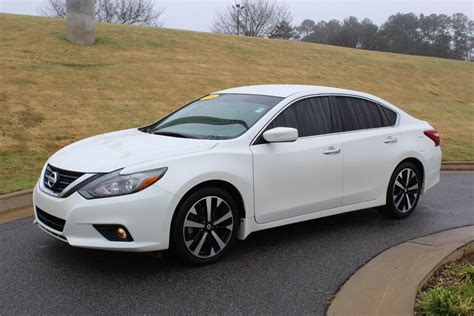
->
238 197 385 240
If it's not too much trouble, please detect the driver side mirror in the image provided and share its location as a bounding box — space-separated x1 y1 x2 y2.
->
263 127 298 143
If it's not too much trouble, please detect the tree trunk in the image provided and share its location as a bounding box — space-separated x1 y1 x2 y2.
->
66 0 96 45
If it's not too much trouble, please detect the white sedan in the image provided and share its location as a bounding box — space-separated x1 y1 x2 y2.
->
33 85 441 264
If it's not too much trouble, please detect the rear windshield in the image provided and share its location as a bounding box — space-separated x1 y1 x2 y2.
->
145 94 283 140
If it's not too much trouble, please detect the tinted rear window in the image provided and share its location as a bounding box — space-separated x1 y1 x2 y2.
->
332 96 396 132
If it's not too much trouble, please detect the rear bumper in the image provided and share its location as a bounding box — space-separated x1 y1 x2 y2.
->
422 146 442 193
33 182 176 252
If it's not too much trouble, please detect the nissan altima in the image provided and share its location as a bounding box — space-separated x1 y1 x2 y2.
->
33 85 441 264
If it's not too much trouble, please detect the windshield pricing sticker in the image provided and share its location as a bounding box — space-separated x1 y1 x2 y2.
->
200 94 219 101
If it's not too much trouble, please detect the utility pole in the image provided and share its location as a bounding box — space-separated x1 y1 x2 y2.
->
232 3 245 36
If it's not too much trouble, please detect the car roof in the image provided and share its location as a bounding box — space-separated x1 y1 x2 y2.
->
214 84 385 102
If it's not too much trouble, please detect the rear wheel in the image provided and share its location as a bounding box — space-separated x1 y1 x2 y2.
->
381 162 421 219
171 187 239 265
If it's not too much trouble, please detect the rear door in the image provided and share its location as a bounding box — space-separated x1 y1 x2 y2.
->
331 96 400 205
251 97 343 224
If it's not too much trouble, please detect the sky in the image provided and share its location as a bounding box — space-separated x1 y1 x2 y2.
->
0 0 472 32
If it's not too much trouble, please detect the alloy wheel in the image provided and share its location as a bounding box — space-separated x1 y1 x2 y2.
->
392 168 419 213
182 196 234 258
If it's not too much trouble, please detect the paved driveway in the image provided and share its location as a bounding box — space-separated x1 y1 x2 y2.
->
1 173 472 314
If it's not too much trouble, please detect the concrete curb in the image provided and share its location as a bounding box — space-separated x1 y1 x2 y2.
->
441 161 474 171
327 226 474 316
0 164 472 213
0 189 33 213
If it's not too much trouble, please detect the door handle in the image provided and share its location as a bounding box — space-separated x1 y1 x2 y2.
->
324 146 341 155
384 136 398 144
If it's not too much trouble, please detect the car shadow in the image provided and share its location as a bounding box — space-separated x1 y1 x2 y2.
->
39 205 402 273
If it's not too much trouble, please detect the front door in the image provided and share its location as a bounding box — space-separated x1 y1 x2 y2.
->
251 96 343 224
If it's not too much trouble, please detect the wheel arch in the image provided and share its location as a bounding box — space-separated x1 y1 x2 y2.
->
169 180 246 243
392 157 425 190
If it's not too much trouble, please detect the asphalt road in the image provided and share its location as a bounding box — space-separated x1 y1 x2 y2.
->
1 173 473 314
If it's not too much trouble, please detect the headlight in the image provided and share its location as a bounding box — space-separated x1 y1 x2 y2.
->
79 167 167 199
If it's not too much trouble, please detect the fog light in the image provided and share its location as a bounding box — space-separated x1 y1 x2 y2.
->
116 227 127 240
93 224 133 242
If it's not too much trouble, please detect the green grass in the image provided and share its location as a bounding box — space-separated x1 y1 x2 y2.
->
416 256 474 316
0 13 473 194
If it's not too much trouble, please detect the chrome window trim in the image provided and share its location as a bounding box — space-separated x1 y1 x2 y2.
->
250 93 401 146
39 164 96 198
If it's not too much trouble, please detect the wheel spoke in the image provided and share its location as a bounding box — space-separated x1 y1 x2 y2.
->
395 180 404 190
213 210 232 225
205 197 212 222
405 194 412 210
395 193 404 208
184 219 204 229
211 230 226 250
407 184 418 191
408 192 418 199
193 231 208 256
405 169 411 187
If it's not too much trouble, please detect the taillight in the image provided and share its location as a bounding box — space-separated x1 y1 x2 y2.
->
424 130 440 147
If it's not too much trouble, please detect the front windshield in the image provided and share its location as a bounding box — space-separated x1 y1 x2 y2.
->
146 94 283 140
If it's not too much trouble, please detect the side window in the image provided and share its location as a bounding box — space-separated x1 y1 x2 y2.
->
267 97 332 137
381 106 398 126
332 96 396 132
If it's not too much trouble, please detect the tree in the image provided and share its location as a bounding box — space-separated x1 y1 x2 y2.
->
302 20 342 45
451 13 470 60
468 20 474 61
269 20 297 39
359 18 378 50
41 0 66 18
338 16 361 48
419 14 452 58
378 13 422 54
323 20 343 45
41 0 164 26
211 0 292 38
296 12 472 61
296 19 315 39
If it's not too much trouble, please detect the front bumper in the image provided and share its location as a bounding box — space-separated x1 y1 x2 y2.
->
33 182 176 252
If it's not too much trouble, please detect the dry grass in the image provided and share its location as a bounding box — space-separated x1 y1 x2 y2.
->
0 13 473 194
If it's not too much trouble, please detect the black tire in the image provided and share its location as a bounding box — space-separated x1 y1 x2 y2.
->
171 187 239 265
381 162 422 219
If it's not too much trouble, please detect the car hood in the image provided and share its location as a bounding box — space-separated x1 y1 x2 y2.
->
48 129 218 173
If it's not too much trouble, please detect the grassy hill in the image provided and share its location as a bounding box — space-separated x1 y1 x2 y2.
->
0 13 473 194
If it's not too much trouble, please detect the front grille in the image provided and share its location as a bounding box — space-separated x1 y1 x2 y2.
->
43 164 84 193
36 207 66 232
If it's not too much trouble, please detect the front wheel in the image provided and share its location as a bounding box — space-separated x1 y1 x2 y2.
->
381 162 422 219
171 187 239 265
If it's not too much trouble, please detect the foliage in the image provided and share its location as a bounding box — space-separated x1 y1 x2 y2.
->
416 259 474 316
416 286 473 315
40 0 164 26
460 262 474 283
269 20 297 40
297 13 473 61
